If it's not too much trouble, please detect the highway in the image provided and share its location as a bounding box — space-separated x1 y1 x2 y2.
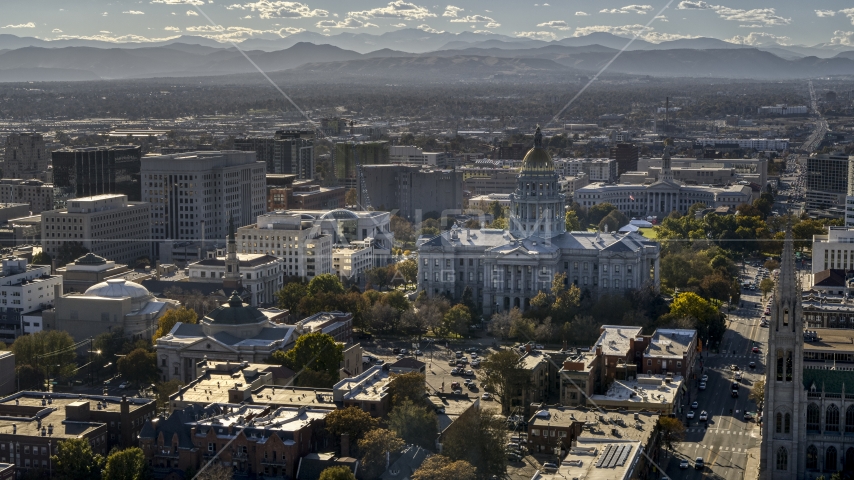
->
664 265 769 480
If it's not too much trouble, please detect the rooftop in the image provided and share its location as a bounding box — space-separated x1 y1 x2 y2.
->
645 329 696 360
802 328 854 354
251 385 337 409
528 406 658 445
333 365 391 402
590 374 684 411
558 438 643 480
595 326 643 358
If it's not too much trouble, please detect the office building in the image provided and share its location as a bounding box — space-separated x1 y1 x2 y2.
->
55 252 130 293
0 258 62 342
638 156 767 187
333 240 374 282
462 169 519 196
620 165 738 186
696 138 790 151
141 151 266 252
333 141 390 188
2 133 47 181
757 104 808 115
237 212 334 280
845 156 854 228
417 128 660 315
41 194 151 266
554 158 618 182
44 279 179 342
51 145 142 203
0 179 55 213
389 146 454 167
267 180 345 212
234 131 315 179
360 165 464 220
609 143 639 175
807 153 851 211
811 227 854 274
497 143 527 160
187 250 283 307
559 174 590 198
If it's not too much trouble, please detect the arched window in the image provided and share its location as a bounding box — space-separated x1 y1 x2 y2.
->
807 445 818 470
776 446 788 470
784 308 789 326
784 413 791 433
807 404 821 432
826 404 840 432
776 350 784 382
786 351 793 382
776 412 783 434
846 405 854 433
826 446 838 472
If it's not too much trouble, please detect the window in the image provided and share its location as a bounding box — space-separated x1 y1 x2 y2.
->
776 412 782 434
676 361 682 368
807 404 820 432
845 405 854 433
647 359 651 366
208 443 215 453
826 446 838 472
531 429 540 436
784 413 790 434
826 404 840 432
776 447 787 471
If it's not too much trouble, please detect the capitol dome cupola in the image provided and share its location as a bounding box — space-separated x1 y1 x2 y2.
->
509 126 566 239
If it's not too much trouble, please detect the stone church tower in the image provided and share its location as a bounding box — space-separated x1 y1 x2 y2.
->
760 230 804 479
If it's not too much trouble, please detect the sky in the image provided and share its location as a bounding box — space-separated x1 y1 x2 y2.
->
2 0 854 47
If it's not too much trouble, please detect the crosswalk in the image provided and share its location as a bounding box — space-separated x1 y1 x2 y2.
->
686 428 751 435
688 445 749 453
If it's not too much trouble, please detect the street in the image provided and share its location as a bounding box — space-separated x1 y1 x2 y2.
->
664 269 769 480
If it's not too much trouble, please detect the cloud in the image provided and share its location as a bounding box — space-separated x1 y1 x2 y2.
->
643 32 698 42
184 25 304 41
186 10 198 16
537 20 570 31
442 5 463 18
102 12 108 16
473 30 492 34
164 26 181 31
449 15 500 28
226 1 329 19
123 10 145 15
515 31 557 41
575 11 589 16
150 0 204 5
815 10 835 17
574 24 649 37
391 23 406 27
727 31 789 46
316 17 377 28
417 24 444 34
52 28 63 33
655 15 668 22
676 2 789 26
350 1 435 20
600 5 653 15
842 8 854 25
53 33 181 43
830 30 854 46
1 22 36 29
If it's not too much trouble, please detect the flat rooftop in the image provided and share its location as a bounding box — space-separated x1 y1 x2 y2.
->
528 406 658 445
196 404 329 436
590 374 683 411
803 328 854 354
558 438 643 480
251 386 337 409
595 326 642 357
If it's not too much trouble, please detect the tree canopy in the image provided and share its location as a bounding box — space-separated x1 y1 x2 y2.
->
412 456 477 480
358 429 406 479
52 438 105 480
388 399 438 449
118 348 159 385
102 447 148 480
152 307 197 341
271 332 343 388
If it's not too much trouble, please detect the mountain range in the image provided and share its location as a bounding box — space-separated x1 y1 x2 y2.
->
1 30 854 82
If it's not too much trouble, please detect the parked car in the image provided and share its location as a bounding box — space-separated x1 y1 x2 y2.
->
735 372 743 381
744 411 756 421
482 392 493 400
731 364 739 371
541 463 558 473
465 369 474 376
400 349 408 355
450 368 459 375
393 348 401 354
455 351 463 358
752 346 760 353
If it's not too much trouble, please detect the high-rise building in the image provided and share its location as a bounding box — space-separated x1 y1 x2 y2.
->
140 151 266 255
0 178 56 213
360 165 464 221
609 143 639 175
234 130 314 179
41 194 151 266
806 153 850 211
51 145 142 203
845 156 854 228
333 141 390 188
2 133 47 180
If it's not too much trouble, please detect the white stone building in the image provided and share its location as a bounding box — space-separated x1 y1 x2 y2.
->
188 253 283 307
332 239 374 282
417 128 661 316
0 258 62 341
41 194 151 267
237 212 334 280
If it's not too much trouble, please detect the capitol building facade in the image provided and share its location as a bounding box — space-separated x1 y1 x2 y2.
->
417 128 661 316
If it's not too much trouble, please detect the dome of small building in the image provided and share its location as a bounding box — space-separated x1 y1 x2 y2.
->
320 209 359 220
74 253 108 266
203 291 266 326
84 279 152 305
520 126 555 174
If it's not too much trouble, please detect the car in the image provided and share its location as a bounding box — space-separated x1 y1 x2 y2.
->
735 372 743 381
400 349 408 355
396 354 404 359
535 344 544 350
374 359 385 365
695 457 705 470
752 346 760 353
699 382 707 390
450 367 459 375
459 357 469 364
448 359 457 366
731 364 740 371
482 392 493 400
701 374 708 382
749 361 757 368
471 352 478 359
691 401 699 409
507 453 522 462
506 442 521 451
680 459 690 469
465 369 474 376
118 382 129 390
541 463 558 473
455 351 463 358
471 359 481 367
687 410 695 419
699 411 708 422
451 381 461 390
464 378 472 385
414 350 422 356
468 382 477 390
453 389 462 395
744 411 756 421
393 348 401 354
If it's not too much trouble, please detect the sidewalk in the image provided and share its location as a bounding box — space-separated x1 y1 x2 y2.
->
743 426 761 480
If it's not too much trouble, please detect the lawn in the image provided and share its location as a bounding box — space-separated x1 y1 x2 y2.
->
639 227 658 239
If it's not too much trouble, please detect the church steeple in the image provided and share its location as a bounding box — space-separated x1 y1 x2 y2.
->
660 139 674 182
223 214 242 290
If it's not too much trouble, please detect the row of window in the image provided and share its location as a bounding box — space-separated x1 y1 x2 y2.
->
777 444 852 472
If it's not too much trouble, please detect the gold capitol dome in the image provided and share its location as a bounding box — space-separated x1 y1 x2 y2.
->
520 126 555 173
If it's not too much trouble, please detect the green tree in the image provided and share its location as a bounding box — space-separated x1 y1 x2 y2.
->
388 372 428 407
271 332 343 387
488 216 508 230
397 258 418 288
659 417 685 453
319 466 356 480
441 409 506 479
154 379 183 412
326 407 380 451
587 203 616 226
11 330 76 378
152 307 198 341
16 364 45 390
388 399 438 449
565 210 581 231
118 348 159 385
359 428 406 479
598 209 628 233
412 455 477 480
509 316 536 341
54 241 89 267
760 278 775 299
749 379 765 412
480 349 530 414
307 273 345 296
345 188 358 207
366 265 396 291
443 304 471 338
102 447 148 480
390 215 415 243
52 438 105 480
487 201 504 220
276 282 308 316
670 292 717 323
32 251 52 265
